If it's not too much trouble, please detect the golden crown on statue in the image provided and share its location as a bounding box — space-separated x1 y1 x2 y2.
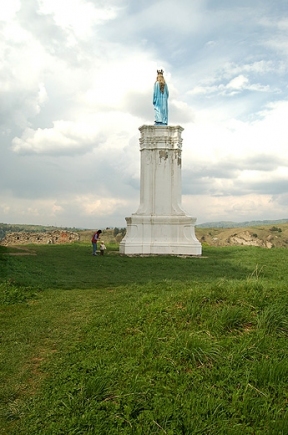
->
157 69 164 75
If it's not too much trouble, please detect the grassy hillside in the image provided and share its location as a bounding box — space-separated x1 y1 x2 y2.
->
1 243 288 434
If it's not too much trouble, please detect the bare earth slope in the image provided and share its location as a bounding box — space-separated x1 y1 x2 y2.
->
196 224 288 248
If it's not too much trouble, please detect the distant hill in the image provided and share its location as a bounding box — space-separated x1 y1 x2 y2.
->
196 222 288 249
0 223 83 241
2 220 288 249
196 219 288 228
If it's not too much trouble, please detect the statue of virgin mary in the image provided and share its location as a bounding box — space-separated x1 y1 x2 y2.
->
153 70 169 125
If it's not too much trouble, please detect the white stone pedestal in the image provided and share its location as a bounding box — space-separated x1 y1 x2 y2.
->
119 125 202 256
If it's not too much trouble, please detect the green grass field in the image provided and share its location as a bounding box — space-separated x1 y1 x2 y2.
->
1 243 288 434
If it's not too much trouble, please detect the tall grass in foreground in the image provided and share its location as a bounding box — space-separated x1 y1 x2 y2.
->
1 244 288 434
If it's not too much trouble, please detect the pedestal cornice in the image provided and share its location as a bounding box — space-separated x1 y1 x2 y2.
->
139 125 183 150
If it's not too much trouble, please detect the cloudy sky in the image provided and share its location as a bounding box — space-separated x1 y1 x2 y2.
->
1 0 288 229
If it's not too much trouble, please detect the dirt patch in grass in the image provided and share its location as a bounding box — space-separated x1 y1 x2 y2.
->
3 247 37 256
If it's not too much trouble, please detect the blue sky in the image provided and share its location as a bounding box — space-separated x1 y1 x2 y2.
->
1 0 288 228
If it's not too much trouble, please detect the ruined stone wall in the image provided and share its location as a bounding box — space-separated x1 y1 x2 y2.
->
0 230 80 246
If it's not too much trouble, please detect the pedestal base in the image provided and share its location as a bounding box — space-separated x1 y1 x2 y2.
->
119 214 202 256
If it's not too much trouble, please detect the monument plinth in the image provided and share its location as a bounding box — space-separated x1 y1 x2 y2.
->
119 125 202 256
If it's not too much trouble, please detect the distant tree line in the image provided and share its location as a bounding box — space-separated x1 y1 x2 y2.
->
113 227 126 237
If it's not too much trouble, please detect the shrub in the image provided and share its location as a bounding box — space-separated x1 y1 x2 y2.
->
269 226 282 232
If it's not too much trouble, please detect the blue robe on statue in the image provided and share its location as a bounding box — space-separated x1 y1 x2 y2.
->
153 81 169 125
